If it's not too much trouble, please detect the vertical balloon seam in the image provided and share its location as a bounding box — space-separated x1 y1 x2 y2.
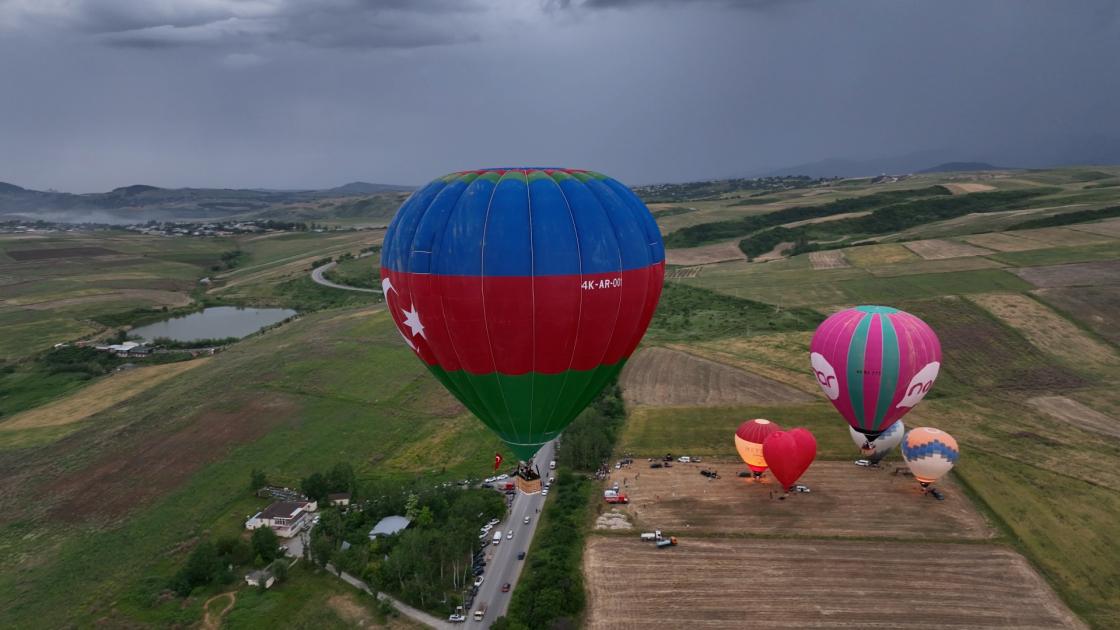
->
428 178 504 441
846 312 871 432
477 173 523 448
525 170 537 449
873 313 900 432
547 174 622 437
574 174 631 436
543 170 584 438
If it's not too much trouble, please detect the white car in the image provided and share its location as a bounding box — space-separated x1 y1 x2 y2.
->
506 529 513 539
474 576 485 588
541 488 549 496
523 516 531 524
448 614 466 623
488 518 500 526
496 474 508 481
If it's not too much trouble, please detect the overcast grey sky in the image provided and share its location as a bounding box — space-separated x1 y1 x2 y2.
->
1 0 1117 191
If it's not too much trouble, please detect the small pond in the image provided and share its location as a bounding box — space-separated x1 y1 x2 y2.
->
130 306 297 343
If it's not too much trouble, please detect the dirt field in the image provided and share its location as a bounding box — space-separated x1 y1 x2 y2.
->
45 394 296 521
665 241 747 266
808 250 850 269
602 461 992 539
1068 217 1120 238
962 232 1048 252
619 347 813 407
0 360 210 432
843 243 920 266
1027 396 1120 439
1012 227 1116 247
1034 286 1120 344
902 239 994 260
943 182 997 194
1011 260 1120 288
583 537 1085 629
968 293 1119 370
5 246 121 260
15 288 193 310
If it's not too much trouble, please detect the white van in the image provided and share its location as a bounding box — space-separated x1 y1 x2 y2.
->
492 532 502 545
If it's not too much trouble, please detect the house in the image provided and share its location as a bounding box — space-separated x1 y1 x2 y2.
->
245 500 316 538
126 345 152 357
245 568 275 589
327 492 351 507
368 515 411 540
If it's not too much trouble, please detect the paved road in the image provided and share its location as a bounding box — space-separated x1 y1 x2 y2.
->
310 261 382 293
471 440 557 626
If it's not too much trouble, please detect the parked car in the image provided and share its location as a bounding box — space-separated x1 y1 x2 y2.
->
488 518 500 526
541 488 549 496
517 551 526 560
501 582 511 593
474 576 485 588
650 462 663 469
481 483 493 488
448 613 466 623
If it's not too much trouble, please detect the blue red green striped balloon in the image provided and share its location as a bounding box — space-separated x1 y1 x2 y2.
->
380 168 665 460
809 305 941 440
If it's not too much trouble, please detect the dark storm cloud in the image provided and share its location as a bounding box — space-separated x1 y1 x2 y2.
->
0 0 1117 192
4 0 486 50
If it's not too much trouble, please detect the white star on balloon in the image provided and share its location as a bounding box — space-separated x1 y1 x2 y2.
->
402 304 426 339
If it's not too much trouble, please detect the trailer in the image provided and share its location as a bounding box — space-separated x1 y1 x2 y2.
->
656 536 679 549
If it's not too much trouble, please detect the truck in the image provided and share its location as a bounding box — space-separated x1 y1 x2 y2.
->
656 537 678 549
474 604 487 622
603 489 629 504
492 532 502 545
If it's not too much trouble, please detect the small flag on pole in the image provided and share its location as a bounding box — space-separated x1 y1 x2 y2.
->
494 453 503 471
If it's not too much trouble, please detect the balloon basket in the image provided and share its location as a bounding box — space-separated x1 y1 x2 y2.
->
515 475 542 495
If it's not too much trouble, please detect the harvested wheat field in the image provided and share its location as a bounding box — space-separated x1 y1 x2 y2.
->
968 293 1120 369
619 347 813 407
664 265 703 280
665 241 747 266
843 243 920 267
903 239 994 260
0 359 209 432
944 182 997 194
1027 396 1120 439
1011 260 1120 288
808 250 850 269
583 537 1085 629
1012 226 1115 247
962 232 1048 252
603 461 991 539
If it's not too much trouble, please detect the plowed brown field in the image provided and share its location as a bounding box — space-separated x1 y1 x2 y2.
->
601 461 992 539
619 347 814 407
1011 260 1120 288
583 537 1085 629
903 239 994 260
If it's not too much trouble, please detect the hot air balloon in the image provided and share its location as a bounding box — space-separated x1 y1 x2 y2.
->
734 419 781 479
761 428 817 492
380 168 665 463
901 427 959 491
848 420 904 465
810 306 941 444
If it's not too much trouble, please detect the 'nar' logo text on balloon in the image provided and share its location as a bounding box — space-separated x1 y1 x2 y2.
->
810 352 839 400
897 361 940 408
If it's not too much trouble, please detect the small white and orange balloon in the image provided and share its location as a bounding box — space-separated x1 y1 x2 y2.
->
900 427 959 488
734 419 781 479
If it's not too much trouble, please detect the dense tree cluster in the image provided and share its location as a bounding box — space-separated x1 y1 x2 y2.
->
1007 204 1120 231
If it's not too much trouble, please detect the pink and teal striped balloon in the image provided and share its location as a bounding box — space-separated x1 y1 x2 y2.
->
809 305 941 439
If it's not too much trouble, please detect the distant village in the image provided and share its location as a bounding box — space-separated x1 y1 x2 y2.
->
0 218 368 236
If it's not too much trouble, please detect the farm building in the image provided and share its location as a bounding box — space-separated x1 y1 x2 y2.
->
327 492 351 507
368 515 411 540
245 500 315 538
245 568 275 589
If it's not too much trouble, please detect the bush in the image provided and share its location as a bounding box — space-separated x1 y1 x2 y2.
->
251 527 280 565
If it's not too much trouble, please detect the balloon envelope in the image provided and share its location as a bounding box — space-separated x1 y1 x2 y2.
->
848 420 904 458
901 427 959 484
810 306 941 439
381 168 665 460
762 428 817 490
734 419 781 472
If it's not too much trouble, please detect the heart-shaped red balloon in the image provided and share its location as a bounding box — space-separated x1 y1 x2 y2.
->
762 428 817 491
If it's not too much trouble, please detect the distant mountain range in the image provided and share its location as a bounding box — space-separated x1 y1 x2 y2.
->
758 135 1120 179
0 181 414 224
